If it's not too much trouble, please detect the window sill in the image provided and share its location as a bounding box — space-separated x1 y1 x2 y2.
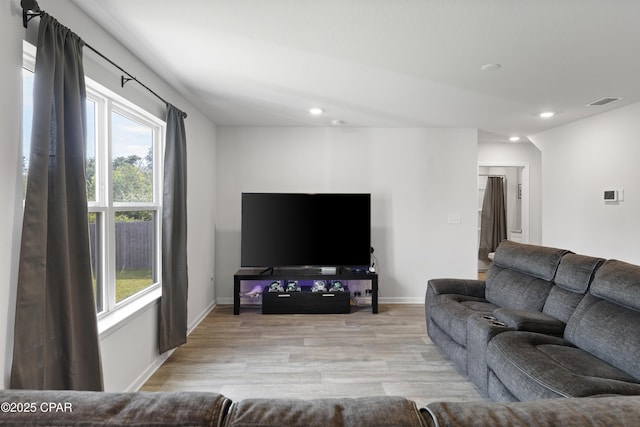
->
98 287 162 339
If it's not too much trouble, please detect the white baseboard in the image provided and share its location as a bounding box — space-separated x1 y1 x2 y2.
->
379 297 425 304
188 299 217 333
217 297 234 305
126 349 174 392
128 298 218 391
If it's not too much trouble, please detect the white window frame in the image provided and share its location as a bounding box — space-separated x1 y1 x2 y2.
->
23 41 165 337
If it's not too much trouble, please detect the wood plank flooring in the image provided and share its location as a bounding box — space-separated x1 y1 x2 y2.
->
140 304 484 408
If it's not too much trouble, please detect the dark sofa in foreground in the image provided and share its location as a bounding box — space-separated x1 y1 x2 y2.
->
426 240 640 402
1 389 640 426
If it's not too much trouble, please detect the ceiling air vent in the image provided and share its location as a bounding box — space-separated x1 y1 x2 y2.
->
586 97 622 107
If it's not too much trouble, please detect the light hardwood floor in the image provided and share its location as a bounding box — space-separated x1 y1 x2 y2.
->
141 304 484 408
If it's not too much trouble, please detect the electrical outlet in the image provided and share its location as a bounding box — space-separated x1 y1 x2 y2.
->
447 214 462 224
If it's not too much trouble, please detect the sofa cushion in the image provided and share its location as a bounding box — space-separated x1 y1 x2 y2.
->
222 396 426 427
421 395 640 427
485 266 553 311
541 286 586 324
564 293 640 382
554 253 604 294
0 390 231 426
429 294 497 346
492 240 567 281
541 253 604 323
486 331 640 401
590 259 640 311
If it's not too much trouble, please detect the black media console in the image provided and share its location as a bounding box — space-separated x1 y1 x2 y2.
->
233 268 378 315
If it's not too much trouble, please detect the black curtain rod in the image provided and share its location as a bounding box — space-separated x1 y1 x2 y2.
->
21 0 187 119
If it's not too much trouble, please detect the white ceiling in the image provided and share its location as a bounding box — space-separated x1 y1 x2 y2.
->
74 0 640 141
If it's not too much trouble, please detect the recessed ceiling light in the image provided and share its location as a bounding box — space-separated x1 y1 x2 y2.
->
539 111 555 118
309 107 324 116
480 63 502 72
509 136 520 142
331 119 344 126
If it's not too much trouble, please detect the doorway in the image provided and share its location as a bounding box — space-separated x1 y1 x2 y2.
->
477 164 529 273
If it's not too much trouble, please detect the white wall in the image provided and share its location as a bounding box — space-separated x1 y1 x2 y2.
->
531 102 640 263
1 0 217 390
478 140 542 244
216 127 478 303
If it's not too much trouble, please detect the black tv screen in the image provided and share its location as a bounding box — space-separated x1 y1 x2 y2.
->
241 193 371 268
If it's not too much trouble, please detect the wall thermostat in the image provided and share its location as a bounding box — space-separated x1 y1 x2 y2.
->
604 190 624 202
603 190 617 201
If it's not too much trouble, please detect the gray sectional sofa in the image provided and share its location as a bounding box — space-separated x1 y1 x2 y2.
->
426 240 640 402
3 240 640 425
1 389 640 426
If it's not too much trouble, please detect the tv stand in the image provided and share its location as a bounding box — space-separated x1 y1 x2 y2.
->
259 266 274 275
234 268 378 315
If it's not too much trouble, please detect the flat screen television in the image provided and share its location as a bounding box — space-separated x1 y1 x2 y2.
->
241 193 371 269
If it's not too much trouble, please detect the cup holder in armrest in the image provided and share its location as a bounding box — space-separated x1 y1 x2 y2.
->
479 315 507 327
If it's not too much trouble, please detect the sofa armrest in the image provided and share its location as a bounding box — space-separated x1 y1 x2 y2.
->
420 395 640 427
426 278 486 300
493 308 565 336
0 390 231 426
466 314 514 395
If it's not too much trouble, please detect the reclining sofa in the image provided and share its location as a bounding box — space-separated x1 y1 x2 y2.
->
426 240 640 402
1 389 639 426
3 240 640 425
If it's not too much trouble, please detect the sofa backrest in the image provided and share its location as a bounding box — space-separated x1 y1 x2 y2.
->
564 259 640 381
486 241 568 311
542 253 604 323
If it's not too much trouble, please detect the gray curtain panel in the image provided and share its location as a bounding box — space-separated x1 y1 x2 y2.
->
11 14 103 391
159 104 188 353
479 176 507 261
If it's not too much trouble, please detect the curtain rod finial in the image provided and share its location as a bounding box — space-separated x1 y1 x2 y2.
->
21 0 42 28
21 0 40 12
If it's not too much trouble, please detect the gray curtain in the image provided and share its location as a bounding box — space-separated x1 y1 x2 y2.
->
159 104 188 353
11 14 103 390
479 176 507 261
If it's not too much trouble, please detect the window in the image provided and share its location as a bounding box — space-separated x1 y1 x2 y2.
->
23 42 165 320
